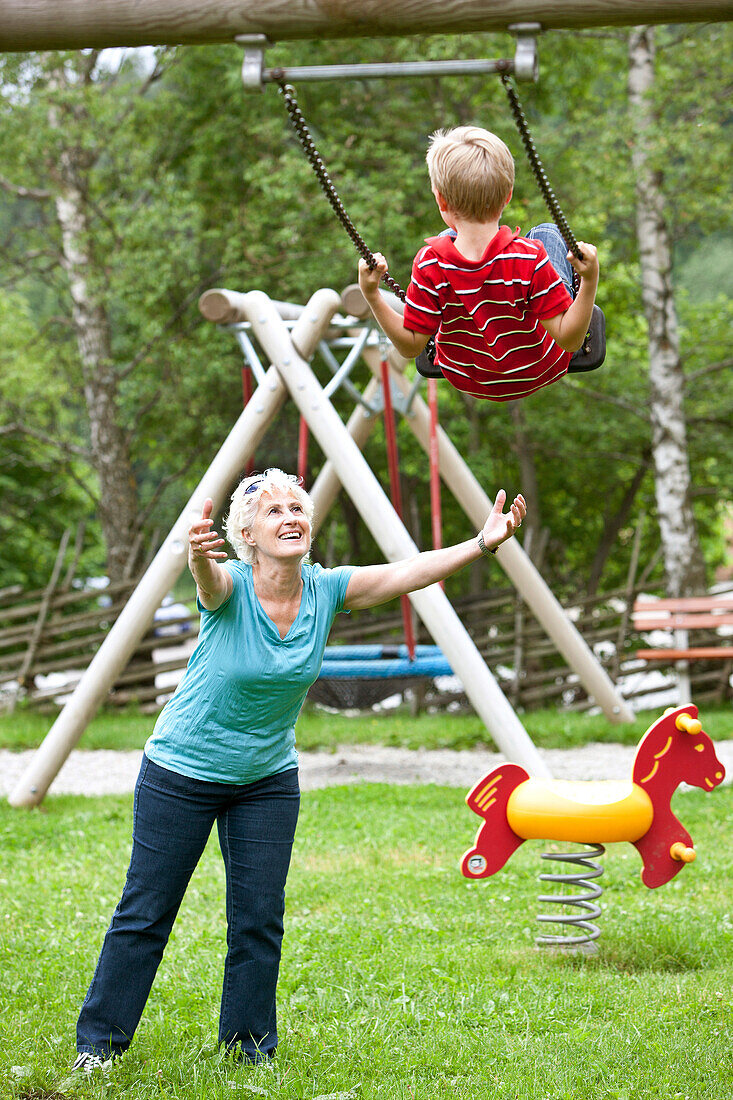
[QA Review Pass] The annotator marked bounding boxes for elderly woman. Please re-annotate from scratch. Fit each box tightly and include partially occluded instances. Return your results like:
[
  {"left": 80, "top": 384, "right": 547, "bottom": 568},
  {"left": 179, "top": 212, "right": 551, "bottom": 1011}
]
[{"left": 74, "top": 468, "right": 525, "bottom": 1072}]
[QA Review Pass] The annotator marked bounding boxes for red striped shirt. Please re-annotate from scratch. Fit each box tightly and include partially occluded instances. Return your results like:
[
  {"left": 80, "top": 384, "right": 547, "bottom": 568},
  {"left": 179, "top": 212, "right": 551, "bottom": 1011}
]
[{"left": 403, "top": 226, "right": 573, "bottom": 401}]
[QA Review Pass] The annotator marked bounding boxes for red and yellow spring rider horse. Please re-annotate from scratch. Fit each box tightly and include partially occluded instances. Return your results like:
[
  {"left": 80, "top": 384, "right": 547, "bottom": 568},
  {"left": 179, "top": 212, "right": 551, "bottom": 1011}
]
[{"left": 461, "top": 705, "right": 725, "bottom": 946}]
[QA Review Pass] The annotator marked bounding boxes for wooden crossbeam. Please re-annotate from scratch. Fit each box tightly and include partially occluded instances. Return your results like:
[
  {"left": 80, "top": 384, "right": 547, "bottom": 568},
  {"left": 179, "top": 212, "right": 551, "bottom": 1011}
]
[{"left": 0, "top": 0, "right": 731, "bottom": 52}]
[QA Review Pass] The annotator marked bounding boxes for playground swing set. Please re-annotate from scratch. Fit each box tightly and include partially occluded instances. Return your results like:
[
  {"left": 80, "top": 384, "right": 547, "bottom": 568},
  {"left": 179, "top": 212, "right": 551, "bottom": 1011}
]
[
  {"left": 246, "top": 25, "right": 603, "bottom": 679},
  {"left": 6, "top": 6, "right": 728, "bottom": 950}
]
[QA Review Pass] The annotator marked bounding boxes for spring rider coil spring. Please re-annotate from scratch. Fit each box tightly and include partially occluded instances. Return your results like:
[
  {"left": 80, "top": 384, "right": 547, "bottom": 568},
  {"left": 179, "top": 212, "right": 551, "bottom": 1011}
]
[{"left": 536, "top": 843, "right": 605, "bottom": 950}]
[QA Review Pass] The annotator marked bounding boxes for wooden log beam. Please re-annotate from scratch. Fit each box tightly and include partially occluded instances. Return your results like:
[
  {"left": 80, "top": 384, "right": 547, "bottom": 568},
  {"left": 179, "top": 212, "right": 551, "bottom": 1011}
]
[{"left": 0, "top": 0, "right": 730, "bottom": 53}]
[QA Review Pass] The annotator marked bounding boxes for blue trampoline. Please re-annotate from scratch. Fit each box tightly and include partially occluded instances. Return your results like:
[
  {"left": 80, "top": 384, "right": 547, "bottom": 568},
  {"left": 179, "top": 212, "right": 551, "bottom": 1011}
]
[{"left": 309, "top": 644, "right": 454, "bottom": 709}]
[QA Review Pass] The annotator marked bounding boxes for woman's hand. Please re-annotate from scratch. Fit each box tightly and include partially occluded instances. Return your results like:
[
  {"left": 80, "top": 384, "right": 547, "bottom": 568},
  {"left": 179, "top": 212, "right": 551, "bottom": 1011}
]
[
  {"left": 188, "top": 498, "right": 228, "bottom": 563},
  {"left": 343, "top": 489, "right": 528, "bottom": 611},
  {"left": 481, "top": 490, "right": 526, "bottom": 552},
  {"left": 188, "top": 499, "right": 232, "bottom": 610}
]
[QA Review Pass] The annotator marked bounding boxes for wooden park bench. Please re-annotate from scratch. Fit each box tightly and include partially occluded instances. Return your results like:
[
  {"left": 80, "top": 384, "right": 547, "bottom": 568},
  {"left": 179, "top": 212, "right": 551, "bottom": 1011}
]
[
  {"left": 633, "top": 595, "right": 733, "bottom": 661},
  {"left": 632, "top": 594, "right": 733, "bottom": 701}
]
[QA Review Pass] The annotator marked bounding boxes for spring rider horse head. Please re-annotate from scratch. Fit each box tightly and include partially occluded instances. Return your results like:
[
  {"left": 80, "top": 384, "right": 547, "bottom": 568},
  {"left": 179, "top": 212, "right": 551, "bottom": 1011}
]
[{"left": 460, "top": 705, "right": 725, "bottom": 948}]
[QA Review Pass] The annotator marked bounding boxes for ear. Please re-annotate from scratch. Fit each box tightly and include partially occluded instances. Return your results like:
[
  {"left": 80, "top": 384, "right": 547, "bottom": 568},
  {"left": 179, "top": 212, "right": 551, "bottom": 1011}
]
[
  {"left": 433, "top": 188, "right": 450, "bottom": 213},
  {"left": 242, "top": 527, "right": 256, "bottom": 547},
  {"left": 503, "top": 187, "right": 513, "bottom": 208}
]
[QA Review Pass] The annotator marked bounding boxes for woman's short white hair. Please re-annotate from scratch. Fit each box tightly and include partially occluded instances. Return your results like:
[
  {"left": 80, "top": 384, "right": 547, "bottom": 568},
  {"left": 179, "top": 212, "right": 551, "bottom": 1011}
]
[{"left": 225, "top": 468, "right": 314, "bottom": 564}]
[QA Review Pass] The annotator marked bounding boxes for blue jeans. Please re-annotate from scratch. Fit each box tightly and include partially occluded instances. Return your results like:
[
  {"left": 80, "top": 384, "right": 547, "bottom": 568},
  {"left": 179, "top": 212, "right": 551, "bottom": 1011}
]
[
  {"left": 525, "top": 222, "right": 575, "bottom": 298},
  {"left": 76, "top": 756, "right": 300, "bottom": 1063}
]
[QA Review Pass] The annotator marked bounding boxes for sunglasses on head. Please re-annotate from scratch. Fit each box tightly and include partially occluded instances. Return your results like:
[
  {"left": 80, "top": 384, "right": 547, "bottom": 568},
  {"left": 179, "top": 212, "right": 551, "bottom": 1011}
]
[{"left": 243, "top": 476, "right": 264, "bottom": 495}]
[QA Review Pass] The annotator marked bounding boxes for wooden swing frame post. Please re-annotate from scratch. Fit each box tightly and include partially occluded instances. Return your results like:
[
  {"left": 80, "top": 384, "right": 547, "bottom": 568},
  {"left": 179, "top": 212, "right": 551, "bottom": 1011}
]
[
  {"left": 241, "top": 289, "right": 550, "bottom": 776},
  {"left": 7, "top": 294, "right": 336, "bottom": 808}
]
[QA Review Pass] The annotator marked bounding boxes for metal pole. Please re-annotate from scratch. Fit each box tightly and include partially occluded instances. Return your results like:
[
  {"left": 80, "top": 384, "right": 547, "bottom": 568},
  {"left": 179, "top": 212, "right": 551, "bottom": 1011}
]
[{"left": 261, "top": 57, "right": 515, "bottom": 84}]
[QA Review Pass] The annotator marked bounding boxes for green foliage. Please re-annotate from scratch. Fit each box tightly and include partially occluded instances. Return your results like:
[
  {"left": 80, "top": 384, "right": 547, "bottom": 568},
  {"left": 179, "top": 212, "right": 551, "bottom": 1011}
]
[
  {"left": 0, "top": 26, "right": 731, "bottom": 594},
  {"left": 0, "top": 784, "right": 731, "bottom": 1097},
  {"left": 0, "top": 293, "right": 102, "bottom": 586}
]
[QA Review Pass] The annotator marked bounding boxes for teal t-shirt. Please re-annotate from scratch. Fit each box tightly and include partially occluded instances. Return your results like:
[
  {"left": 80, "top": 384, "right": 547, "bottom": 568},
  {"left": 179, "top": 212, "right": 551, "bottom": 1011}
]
[{"left": 145, "top": 560, "right": 354, "bottom": 784}]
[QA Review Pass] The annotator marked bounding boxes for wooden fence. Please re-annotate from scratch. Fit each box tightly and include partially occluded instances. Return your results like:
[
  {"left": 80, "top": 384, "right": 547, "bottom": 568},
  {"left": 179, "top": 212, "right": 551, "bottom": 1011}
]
[
  {"left": 324, "top": 581, "right": 733, "bottom": 712},
  {"left": 0, "top": 524, "right": 181, "bottom": 711},
  {"left": 2, "top": 548, "right": 731, "bottom": 714}
]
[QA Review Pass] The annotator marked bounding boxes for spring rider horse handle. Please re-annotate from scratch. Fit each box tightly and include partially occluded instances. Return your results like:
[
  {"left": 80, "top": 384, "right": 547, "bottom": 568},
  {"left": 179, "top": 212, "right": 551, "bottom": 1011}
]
[{"left": 461, "top": 706, "right": 725, "bottom": 945}]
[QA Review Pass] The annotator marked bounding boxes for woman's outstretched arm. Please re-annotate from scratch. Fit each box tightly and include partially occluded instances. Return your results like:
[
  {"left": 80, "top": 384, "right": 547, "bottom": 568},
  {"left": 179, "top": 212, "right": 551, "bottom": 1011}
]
[{"left": 343, "top": 489, "right": 525, "bottom": 611}]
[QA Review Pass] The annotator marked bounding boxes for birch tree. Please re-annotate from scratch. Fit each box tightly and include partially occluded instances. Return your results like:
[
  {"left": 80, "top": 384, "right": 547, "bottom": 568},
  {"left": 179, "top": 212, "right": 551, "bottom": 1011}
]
[
  {"left": 0, "top": 49, "right": 232, "bottom": 584},
  {"left": 46, "top": 55, "right": 140, "bottom": 583},
  {"left": 628, "top": 26, "right": 707, "bottom": 596}
]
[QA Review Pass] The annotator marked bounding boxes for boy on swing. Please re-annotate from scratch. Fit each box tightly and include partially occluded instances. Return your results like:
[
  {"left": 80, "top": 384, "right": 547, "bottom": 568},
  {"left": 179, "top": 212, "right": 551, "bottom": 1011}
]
[{"left": 358, "top": 126, "right": 599, "bottom": 401}]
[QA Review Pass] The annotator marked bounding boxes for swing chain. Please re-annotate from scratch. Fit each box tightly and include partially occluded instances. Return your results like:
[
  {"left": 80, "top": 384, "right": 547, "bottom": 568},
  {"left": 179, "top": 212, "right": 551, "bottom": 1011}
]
[
  {"left": 278, "top": 75, "right": 583, "bottom": 301},
  {"left": 277, "top": 81, "right": 408, "bottom": 302},
  {"left": 500, "top": 74, "right": 583, "bottom": 269}
]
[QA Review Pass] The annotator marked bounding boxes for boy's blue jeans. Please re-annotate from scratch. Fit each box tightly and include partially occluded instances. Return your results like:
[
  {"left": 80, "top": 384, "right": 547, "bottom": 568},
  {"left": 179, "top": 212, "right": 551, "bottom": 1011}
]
[
  {"left": 76, "top": 755, "right": 300, "bottom": 1063},
  {"left": 526, "top": 222, "right": 575, "bottom": 297}
]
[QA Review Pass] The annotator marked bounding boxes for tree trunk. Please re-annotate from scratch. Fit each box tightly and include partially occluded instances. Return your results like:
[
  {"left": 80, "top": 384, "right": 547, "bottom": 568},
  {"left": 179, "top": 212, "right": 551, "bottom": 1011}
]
[
  {"left": 628, "top": 27, "right": 707, "bottom": 597},
  {"left": 50, "top": 78, "right": 139, "bottom": 585}
]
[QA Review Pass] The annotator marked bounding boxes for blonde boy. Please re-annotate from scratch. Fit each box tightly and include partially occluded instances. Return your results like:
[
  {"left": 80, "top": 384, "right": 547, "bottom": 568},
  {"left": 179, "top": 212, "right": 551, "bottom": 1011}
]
[{"left": 358, "top": 126, "right": 599, "bottom": 401}]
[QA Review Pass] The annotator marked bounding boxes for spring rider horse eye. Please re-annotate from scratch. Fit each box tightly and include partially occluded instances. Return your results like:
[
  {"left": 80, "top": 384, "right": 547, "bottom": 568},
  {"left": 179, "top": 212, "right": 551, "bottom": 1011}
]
[{"left": 461, "top": 705, "right": 725, "bottom": 950}]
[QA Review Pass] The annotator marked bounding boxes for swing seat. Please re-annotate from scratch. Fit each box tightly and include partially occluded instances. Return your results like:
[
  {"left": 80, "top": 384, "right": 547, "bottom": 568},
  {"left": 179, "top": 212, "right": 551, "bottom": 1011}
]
[
  {"left": 415, "top": 337, "right": 442, "bottom": 379},
  {"left": 417, "top": 305, "right": 606, "bottom": 382},
  {"left": 308, "top": 645, "right": 453, "bottom": 710},
  {"left": 567, "top": 304, "right": 606, "bottom": 373}
]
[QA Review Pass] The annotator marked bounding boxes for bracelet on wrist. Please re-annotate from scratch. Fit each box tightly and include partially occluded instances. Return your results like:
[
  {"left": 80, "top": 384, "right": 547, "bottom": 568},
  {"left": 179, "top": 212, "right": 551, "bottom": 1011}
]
[{"left": 477, "top": 531, "right": 498, "bottom": 556}]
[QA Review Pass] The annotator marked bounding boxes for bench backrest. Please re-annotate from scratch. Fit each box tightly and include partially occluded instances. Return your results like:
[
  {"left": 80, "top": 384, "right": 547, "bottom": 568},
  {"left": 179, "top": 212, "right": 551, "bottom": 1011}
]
[{"left": 633, "top": 596, "right": 733, "bottom": 631}]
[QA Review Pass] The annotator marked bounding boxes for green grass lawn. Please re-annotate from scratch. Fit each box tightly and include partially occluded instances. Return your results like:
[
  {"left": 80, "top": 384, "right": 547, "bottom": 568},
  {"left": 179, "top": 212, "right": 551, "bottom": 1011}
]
[
  {"left": 2, "top": 702, "right": 732, "bottom": 754},
  {"left": 1, "top": 783, "right": 731, "bottom": 1099}
]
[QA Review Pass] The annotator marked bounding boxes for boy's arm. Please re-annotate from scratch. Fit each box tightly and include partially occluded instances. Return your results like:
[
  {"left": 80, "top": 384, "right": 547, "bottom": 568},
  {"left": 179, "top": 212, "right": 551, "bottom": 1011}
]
[
  {"left": 540, "top": 242, "right": 599, "bottom": 353},
  {"left": 358, "top": 254, "right": 432, "bottom": 360}
]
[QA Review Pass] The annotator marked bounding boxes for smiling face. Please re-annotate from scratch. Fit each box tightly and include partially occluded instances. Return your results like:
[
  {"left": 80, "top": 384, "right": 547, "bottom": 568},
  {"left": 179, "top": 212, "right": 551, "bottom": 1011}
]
[{"left": 243, "top": 489, "right": 312, "bottom": 564}]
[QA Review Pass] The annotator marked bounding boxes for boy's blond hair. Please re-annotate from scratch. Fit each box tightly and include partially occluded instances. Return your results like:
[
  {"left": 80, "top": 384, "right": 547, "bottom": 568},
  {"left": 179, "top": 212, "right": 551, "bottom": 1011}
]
[{"left": 426, "top": 126, "right": 515, "bottom": 221}]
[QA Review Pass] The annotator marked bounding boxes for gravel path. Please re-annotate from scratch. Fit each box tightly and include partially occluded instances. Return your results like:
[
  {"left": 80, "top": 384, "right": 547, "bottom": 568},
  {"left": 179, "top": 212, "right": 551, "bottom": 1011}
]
[{"left": 2, "top": 742, "right": 732, "bottom": 797}]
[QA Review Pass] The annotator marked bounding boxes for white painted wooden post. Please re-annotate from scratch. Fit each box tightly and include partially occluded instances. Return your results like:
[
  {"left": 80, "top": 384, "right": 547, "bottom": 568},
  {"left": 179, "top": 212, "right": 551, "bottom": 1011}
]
[
  {"left": 8, "top": 293, "right": 337, "bottom": 807},
  {"left": 309, "top": 378, "right": 380, "bottom": 533},
  {"left": 241, "top": 289, "right": 550, "bottom": 777}
]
